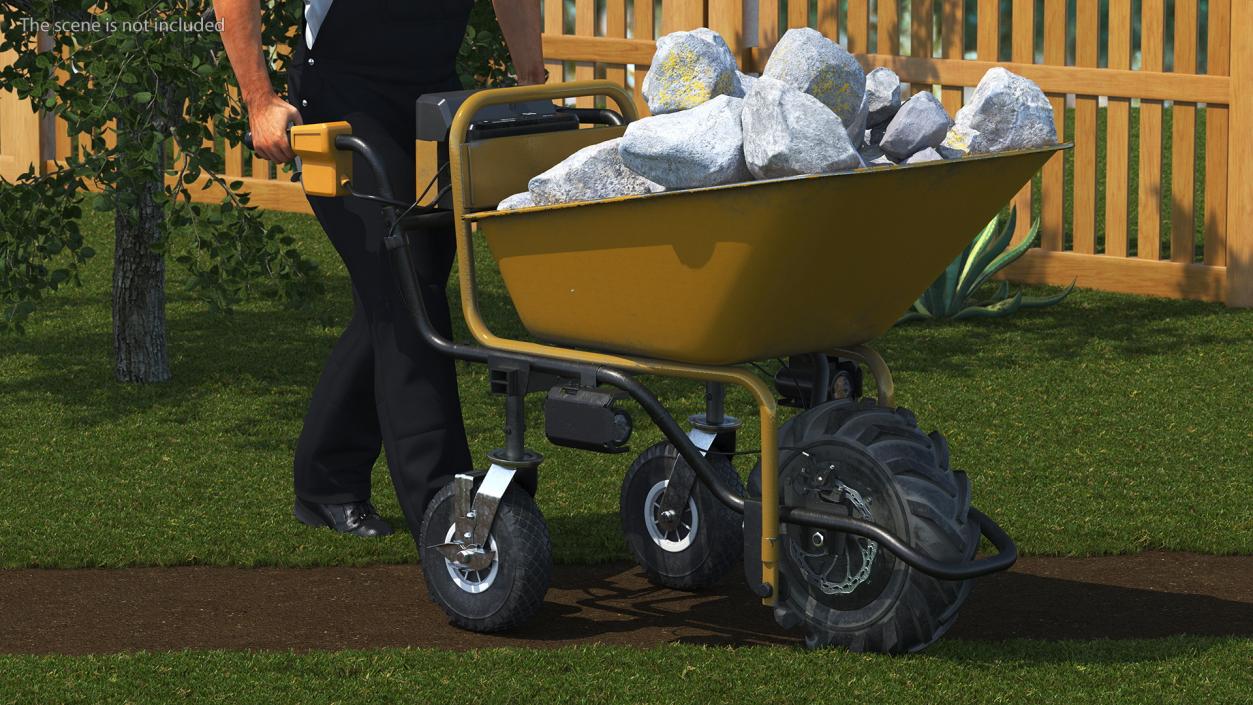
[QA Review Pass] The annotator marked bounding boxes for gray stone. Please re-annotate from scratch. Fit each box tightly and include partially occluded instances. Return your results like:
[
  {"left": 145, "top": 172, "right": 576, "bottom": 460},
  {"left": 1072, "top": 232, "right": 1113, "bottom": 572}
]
[
  {"left": 879, "top": 91, "right": 953, "bottom": 160},
  {"left": 941, "top": 124, "right": 977, "bottom": 153},
  {"left": 528, "top": 138, "right": 663, "bottom": 205},
  {"left": 735, "top": 71, "right": 759, "bottom": 96},
  {"left": 642, "top": 28, "right": 742, "bottom": 114},
  {"left": 762, "top": 27, "right": 865, "bottom": 130},
  {"left": 936, "top": 145, "right": 964, "bottom": 160},
  {"left": 944, "top": 67, "right": 1057, "bottom": 154},
  {"left": 619, "top": 95, "right": 751, "bottom": 189},
  {"left": 858, "top": 141, "right": 886, "bottom": 164},
  {"left": 741, "top": 77, "right": 861, "bottom": 179},
  {"left": 497, "top": 191, "right": 535, "bottom": 210},
  {"left": 869, "top": 154, "right": 896, "bottom": 166},
  {"left": 844, "top": 92, "right": 868, "bottom": 150},
  {"left": 865, "top": 67, "right": 902, "bottom": 126},
  {"left": 904, "top": 147, "right": 943, "bottom": 164}
]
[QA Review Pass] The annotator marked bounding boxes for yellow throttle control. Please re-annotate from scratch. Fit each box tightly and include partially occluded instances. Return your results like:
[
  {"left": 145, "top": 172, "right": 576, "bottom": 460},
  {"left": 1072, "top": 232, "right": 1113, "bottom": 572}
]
[{"left": 290, "top": 121, "right": 353, "bottom": 197}]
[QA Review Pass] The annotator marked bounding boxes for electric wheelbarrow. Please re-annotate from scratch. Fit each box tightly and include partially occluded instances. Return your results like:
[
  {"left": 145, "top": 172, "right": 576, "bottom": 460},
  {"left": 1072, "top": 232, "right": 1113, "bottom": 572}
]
[{"left": 287, "top": 80, "right": 1067, "bottom": 653}]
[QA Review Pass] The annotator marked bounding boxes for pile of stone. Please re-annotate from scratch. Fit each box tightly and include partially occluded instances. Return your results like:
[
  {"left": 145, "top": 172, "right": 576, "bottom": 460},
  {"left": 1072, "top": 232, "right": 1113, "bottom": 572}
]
[{"left": 499, "top": 29, "right": 1057, "bottom": 210}]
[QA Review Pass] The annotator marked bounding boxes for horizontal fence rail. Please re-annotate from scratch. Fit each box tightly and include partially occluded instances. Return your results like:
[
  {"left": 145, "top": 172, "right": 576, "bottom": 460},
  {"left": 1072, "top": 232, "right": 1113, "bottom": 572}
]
[{"left": 1, "top": 1, "right": 1250, "bottom": 306}]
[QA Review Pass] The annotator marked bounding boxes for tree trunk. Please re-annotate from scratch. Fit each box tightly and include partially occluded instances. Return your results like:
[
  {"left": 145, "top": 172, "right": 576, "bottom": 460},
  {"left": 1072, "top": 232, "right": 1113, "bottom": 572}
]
[{"left": 112, "top": 137, "right": 170, "bottom": 383}]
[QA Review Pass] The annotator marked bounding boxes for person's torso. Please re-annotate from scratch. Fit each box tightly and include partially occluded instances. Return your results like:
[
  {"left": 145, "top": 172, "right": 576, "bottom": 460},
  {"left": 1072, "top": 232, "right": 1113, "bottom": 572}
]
[{"left": 296, "top": 0, "right": 474, "bottom": 86}]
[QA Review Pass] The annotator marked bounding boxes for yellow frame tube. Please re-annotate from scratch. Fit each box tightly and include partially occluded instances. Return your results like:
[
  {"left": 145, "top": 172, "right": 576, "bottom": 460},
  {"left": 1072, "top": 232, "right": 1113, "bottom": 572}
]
[{"left": 446, "top": 82, "right": 786, "bottom": 602}]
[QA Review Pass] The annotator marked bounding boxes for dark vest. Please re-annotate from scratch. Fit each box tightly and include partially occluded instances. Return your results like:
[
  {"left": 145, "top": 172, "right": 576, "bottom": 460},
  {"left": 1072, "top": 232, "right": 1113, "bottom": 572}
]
[{"left": 288, "top": 0, "right": 473, "bottom": 123}]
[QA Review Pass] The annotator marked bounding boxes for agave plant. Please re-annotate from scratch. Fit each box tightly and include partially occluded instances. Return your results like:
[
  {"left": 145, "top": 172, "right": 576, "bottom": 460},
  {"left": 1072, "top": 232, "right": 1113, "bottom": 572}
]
[{"left": 898, "top": 207, "right": 1074, "bottom": 323}]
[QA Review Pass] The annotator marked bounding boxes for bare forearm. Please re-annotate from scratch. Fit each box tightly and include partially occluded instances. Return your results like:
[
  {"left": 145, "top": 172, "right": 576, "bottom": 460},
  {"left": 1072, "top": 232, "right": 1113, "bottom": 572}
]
[
  {"left": 213, "top": 0, "right": 299, "bottom": 161},
  {"left": 491, "top": 0, "right": 545, "bottom": 84},
  {"left": 213, "top": 0, "right": 274, "bottom": 106}
]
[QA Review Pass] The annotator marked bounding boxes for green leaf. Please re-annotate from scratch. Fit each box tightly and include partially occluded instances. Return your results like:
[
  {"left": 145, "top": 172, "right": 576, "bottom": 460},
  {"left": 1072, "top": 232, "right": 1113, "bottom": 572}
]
[
  {"left": 956, "top": 209, "right": 1021, "bottom": 305},
  {"left": 979, "top": 218, "right": 1041, "bottom": 282},
  {"left": 935, "top": 251, "right": 966, "bottom": 316},
  {"left": 958, "top": 212, "right": 1006, "bottom": 285},
  {"left": 132, "top": 91, "right": 153, "bottom": 104},
  {"left": 953, "top": 290, "right": 1024, "bottom": 320},
  {"left": 895, "top": 310, "right": 928, "bottom": 324},
  {"left": 987, "top": 280, "right": 1010, "bottom": 302},
  {"left": 1019, "top": 280, "right": 1077, "bottom": 309}
]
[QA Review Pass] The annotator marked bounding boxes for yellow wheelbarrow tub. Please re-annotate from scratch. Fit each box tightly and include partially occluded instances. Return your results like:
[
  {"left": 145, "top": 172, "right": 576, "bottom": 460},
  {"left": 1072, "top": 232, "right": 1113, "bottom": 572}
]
[{"left": 468, "top": 145, "right": 1067, "bottom": 366}]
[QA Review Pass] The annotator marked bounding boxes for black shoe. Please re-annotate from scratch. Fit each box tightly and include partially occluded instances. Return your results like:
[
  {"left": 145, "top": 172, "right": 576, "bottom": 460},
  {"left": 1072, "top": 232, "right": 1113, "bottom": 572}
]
[{"left": 293, "top": 498, "right": 394, "bottom": 537}]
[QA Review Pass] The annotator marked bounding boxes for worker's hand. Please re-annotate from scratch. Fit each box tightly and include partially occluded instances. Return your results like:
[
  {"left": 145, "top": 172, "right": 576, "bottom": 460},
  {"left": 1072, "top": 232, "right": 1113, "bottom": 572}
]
[{"left": 247, "top": 93, "right": 302, "bottom": 163}]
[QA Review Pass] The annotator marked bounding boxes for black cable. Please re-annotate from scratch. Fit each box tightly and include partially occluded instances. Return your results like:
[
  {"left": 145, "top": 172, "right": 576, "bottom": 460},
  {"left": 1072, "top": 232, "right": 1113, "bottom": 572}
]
[
  {"left": 416, "top": 161, "right": 450, "bottom": 205},
  {"left": 749, "top": 361, "right": 775, "bottom": 380},
  {"left": 386, "top": 184, "right": 454, "bottom": 240},
  {"left": 345, "top": 184, "right": 413, "bottom": 209}
]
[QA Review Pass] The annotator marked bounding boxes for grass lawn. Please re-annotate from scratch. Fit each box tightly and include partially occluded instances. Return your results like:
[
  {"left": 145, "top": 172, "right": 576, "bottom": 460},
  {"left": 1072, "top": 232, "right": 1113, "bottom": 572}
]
[
  {"left": 1, "top": 639, "right": 1249, "bottom": 705},
  {"left": 0, "top": 207, "right": 1248, "bottom": 568},
  {"left": 1, "top": 109, "right": 1249, "bottom": 704}
]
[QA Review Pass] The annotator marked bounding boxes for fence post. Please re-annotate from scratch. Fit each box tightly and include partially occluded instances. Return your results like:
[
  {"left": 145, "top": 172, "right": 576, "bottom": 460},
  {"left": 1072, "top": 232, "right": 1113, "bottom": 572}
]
[
  {"left": 707, "top": 0, "right": 744, "bottom": 58},
  {"left": 661, "top": 0, "right": 706, "bottom": 33},
  {"left": 1229, "top": 7, "right": 1252, "bottom": 307}
]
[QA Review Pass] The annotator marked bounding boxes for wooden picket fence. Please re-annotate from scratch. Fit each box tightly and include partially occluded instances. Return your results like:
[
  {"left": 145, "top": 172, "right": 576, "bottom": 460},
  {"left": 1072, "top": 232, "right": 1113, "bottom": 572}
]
[{"left": 2, "top": 1, "right": 1250, "bottom": 306}]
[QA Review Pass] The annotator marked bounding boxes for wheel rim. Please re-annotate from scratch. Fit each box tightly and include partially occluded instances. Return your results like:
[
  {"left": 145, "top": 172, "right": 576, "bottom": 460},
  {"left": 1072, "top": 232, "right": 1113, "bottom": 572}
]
[
  {"left": 643, "top": 479, "right": 699, "bottom": 552},
  {"left": 443, "top": 525, "right": 500, "bottom": 593}
]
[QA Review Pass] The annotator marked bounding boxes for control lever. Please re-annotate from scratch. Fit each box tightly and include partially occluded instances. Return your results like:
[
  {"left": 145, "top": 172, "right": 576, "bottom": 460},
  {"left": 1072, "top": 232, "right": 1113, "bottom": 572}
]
[{"left": 242, "top": 128, "right": 302, "bottom": 183}]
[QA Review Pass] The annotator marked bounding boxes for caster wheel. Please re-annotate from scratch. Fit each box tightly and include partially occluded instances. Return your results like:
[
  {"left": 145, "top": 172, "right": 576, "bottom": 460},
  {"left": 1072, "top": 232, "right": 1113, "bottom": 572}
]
[
  {"left": 620, "top": 441, "right": 745, "bottom": 590},
  {"left": 748, "top": 399, "right": 979, "bottom": 653},
  {"left": 419, "top": 479, "right": 551, "bottom": 632}
]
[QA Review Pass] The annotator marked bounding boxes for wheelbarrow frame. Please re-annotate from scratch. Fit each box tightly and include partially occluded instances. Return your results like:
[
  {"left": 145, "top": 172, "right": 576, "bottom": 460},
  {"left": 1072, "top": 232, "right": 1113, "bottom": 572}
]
[{"left": 324, "top": 80, "right": 1019, "bottom": 606}]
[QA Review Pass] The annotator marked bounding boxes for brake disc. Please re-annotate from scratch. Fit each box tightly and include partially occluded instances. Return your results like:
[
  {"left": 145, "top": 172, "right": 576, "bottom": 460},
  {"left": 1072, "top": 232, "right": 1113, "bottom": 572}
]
[{"left": 787, "top": 479, "right": 879, "bottom": 595}]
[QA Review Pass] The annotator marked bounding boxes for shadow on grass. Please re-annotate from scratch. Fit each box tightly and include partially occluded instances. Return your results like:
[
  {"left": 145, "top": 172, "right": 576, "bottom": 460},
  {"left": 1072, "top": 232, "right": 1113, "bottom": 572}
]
[
  {"left": 881, "top": 288, "right": 1244, "bottom": 378},
  {"left": 519, "top": 565, "right": 1252, "bottom": 664},
  {"left": 0, "top": 293, "right": 346, "bottom": 430},
  {"left": 948, "top": 571, "right": 1253, "bottom": 644}
]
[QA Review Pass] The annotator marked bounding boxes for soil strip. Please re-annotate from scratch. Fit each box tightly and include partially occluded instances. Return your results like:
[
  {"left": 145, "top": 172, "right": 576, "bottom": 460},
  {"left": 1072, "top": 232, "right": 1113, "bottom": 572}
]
[{"left": 1, "top": 552, "right": 1248, "bottom": 655}]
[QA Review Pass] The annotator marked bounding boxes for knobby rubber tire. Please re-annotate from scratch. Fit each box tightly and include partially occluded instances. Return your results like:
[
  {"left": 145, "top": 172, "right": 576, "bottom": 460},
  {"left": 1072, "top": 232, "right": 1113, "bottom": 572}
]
[
  {"left": 419, "top": 480, "right": 552, "bottom": 633},
  {"left": 749, "top": 398, "right": 979, "bottom": 653},
  {"left": 621, "top": 441, "right": 745, "bottom": 591}
]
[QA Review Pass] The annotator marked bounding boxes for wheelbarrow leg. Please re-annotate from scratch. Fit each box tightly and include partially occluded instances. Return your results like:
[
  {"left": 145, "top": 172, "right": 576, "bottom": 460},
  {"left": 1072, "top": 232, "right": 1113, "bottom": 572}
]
[{"left": 756, "top": 401, "right": 780, "bottom": 605}]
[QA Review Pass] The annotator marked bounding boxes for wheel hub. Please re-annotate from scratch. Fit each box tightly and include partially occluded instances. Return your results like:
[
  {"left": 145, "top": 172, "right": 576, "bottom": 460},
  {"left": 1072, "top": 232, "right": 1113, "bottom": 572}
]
[
  {"left": 644, "top": 479, "right": 699, "bottom": 552},
  {"left": 442, "top": 524, "right": 500, "bottom": 593},
  {"left": 786, "top": 461, "right": 880, "bottom": 596}
]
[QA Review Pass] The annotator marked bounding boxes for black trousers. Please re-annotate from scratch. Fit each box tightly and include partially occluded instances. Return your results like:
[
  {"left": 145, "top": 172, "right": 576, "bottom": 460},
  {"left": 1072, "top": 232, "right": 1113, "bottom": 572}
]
[{"left": 288, "top": 57, "right": 473, "bottom": 541}]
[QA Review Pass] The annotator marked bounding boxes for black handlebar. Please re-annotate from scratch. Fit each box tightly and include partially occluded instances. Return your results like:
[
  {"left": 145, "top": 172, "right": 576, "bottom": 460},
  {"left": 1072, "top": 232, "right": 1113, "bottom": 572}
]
[{"left": 556, "top": 107, "right": 626, "bottom": 127}]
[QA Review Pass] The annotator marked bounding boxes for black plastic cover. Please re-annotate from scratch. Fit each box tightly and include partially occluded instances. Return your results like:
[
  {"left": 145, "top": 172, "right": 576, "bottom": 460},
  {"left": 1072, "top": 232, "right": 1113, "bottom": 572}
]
[
  {"left": 416, "top": 89, "right": 579, "bottom": 143},
  {"left": 543, "top": 385, "right": 632, "bottom": 454}
]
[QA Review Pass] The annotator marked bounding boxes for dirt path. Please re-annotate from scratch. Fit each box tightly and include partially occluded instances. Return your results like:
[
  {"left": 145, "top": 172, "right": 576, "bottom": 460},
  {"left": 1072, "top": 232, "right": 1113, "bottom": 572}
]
[{"left": 1, "top": 553, "right": 1248, "bottom": 655}]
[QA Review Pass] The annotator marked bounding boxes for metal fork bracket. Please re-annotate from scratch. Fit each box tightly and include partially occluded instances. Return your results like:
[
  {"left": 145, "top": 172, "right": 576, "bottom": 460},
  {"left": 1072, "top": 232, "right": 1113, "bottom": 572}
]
[
  {"left": 657, "top": 383, "right": 741, "bottom": 530},
  {"left": 436, "top": 465, "right": 516, "bottom": 571}
]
